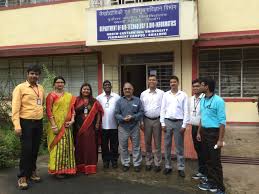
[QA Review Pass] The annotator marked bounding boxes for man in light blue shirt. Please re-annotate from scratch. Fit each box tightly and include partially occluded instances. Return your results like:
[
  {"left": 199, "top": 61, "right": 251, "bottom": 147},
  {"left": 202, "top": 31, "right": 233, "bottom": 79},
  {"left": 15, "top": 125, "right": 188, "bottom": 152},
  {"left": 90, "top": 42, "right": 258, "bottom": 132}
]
[{"left": 197, "top": 77, "right": 226, "bottom": 194}]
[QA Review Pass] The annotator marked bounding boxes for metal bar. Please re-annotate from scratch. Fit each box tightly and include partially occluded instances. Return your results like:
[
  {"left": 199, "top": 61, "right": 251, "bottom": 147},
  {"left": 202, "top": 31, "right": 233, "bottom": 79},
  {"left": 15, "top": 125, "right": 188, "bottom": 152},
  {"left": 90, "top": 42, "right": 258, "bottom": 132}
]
[{"left": 241, "top": 48, "right": 244, "bottom": 97}]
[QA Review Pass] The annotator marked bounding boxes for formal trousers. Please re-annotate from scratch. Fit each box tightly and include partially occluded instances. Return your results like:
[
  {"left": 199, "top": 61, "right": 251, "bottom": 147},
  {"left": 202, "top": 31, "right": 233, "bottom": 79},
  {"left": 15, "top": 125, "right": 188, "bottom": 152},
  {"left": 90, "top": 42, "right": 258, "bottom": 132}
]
[
  {"left": 118, "top": 124, "right": 142, "bottom": 167},
  {"left": 18, "top": 118, "right": 43, "bottom": 178},
  {"left": 201, "top": 127, "right": 225, "bottom": 191},
  {"left": 143, "top": 117, "right": 162, "bottom": 167}
]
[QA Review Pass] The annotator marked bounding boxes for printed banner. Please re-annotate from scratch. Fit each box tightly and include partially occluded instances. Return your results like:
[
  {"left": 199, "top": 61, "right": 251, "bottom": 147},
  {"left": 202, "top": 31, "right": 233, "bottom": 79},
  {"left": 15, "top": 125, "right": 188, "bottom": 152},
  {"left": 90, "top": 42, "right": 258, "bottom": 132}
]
[{"left": 97, "top": 3, "right": 179, "bottom": 41}]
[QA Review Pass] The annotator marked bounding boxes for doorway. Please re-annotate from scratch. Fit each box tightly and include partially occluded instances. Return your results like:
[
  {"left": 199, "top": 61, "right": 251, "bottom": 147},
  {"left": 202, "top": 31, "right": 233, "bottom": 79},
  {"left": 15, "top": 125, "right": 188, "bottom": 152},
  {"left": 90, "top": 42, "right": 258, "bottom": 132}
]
[
  {"left": 121, "top": 65, "right": 146, "bottom": 97},
  {"left": 120, "top": 53, "right": 174, "bottom": 97}
]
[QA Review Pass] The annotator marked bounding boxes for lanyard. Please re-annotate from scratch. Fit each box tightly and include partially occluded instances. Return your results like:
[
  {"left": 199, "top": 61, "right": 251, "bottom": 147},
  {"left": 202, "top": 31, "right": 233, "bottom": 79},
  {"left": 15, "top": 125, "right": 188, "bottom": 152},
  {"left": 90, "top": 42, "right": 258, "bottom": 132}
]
[
  {"left": 193, "top": 97, "right": 201, "bottom": 112},
  {"left": 193, "top": 94, "right": 204, "bottom": 112},
  {"left": 30, "top": 85, "right": 40, "bottom": 98},
  {"left": 106, "top": 95, "right": 112, "bottom": 103},
  {"left": 203, "top": 95, "right": 215, "bottom": 109}
]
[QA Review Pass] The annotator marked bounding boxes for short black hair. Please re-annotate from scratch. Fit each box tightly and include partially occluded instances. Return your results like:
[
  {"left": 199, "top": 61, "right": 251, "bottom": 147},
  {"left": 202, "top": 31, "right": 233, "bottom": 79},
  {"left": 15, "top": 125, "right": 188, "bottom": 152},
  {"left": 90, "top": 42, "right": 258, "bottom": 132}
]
[
  {"left": 148, "top": 74, "right": 157, "bottom": 79},
  {"left": 27, "top": 64, "right": 41, "bottom": 74},
  {"left": 170, "top": 75, "right": 179, "bottom": 83},
  {"left": 53, "top": 76, "right": 66, "bottom": 86},
  {"left": 103, "top": 80, "right": 111, "bottom": 86},
  {"left": 192, "top": 78, "right": 201, "bottom": 85},
  {"left": 200, "top": 77, "right": 216, "bottom": 93}
]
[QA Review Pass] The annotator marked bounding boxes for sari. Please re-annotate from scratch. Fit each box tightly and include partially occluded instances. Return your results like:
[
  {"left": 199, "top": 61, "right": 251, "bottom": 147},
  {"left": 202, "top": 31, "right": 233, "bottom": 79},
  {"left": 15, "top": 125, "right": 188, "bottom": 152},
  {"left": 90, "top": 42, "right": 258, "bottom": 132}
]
[
  {"left": 46, "top": 92, "right": 76, "bottom": 175},
  {"left": 73, "top": 96, "right": 103, "bottom": 175}
]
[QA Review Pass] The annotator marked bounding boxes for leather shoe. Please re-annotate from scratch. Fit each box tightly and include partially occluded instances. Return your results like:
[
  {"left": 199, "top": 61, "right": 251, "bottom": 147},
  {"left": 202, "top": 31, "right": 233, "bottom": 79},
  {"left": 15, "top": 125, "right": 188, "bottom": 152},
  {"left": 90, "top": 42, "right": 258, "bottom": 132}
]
[
  {"left": 153, "top": 166, "right": 161, "bottom": 173},
  {"left": 134, "top": 165, "right": 141, "bottom": 172},
  {"left": 163, "top": 168, "right": 172, "bottom": 175},
  {"left": 122, "top": 165, "right": 130, "bottom": 172},
  {"left": 145, "top": 165, "right": 152, "bottom": 171},
  {"left": 178, "top": 170, "right": 185, "bottom": 178}
]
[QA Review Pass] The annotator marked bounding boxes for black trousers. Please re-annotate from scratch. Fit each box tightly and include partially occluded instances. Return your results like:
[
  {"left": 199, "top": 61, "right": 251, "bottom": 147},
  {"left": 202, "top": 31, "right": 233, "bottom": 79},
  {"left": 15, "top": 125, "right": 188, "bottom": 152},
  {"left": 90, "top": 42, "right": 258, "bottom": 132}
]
[
  {"left": 18, "top": 119, "right": 43, "bottom": 178},
  {"left": 101, "top": 129, "right": 119, "bottom": 164},
  {"left": 192, "top": 125, "right": 207, "bottom": 175},
  {"left": 201, "top": 128, "right": 225, "bottom": 191}
]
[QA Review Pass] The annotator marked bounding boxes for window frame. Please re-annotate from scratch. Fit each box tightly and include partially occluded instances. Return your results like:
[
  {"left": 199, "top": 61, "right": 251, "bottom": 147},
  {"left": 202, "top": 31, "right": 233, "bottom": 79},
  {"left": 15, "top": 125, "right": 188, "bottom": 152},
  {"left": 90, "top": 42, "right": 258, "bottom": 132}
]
[{"left": 198, "top": 46, "right": 259, "bottom": 99}]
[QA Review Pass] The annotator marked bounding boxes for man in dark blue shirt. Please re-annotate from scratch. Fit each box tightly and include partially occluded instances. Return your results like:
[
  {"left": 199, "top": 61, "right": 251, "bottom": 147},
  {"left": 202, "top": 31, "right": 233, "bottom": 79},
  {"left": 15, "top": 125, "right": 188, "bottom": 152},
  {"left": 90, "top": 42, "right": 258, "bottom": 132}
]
[
  {"left": 115, "top": 82, "right": 144, "bottom": 172},
  {"left": 197, "top": 77, "right": 226, "bottom": 194}
]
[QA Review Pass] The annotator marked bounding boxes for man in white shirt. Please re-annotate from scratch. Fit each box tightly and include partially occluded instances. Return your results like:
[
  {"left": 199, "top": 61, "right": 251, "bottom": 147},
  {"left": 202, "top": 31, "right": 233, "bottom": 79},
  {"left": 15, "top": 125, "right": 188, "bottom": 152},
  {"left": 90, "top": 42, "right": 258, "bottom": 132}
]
[
  {"left": 96, "top": 80, "right": 120, "bottom": 169},
  {"left": 189, "top": 79, "right": 206, "bottom": 180},
  {"left": 140, "top": 75, "right": 164, "bottom": 172},
  {"left": 160, "top": 75, "right": 189, "bottom": 177}
]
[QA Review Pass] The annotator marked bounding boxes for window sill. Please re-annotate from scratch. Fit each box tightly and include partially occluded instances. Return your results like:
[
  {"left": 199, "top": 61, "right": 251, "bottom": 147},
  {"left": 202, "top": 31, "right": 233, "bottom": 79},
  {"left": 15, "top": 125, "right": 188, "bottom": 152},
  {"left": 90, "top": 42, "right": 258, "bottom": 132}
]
[{"left": 224, "top": 98, "right": 258, "bottom": 102}]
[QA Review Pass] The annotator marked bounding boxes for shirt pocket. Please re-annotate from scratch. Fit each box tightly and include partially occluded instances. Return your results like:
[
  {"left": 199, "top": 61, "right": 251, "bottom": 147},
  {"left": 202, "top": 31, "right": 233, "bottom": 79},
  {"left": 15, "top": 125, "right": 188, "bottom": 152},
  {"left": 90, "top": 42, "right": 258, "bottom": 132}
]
[{"left": 131, "top": 103, "right": 139, "bottom": 113}]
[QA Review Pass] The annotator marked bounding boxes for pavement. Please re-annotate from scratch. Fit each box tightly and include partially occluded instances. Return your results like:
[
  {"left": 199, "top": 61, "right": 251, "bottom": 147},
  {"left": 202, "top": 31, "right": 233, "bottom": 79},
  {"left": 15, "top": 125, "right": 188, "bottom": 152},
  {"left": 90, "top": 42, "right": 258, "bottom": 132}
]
[
  {"left": 0, "top": 126, "right": 258, "bottom": 194},
  {"left": 0, "top": 155, "right": 208, "bottom": 194},
  {"left": 1, "top": 155, "right": 258, "bottom": 194}
]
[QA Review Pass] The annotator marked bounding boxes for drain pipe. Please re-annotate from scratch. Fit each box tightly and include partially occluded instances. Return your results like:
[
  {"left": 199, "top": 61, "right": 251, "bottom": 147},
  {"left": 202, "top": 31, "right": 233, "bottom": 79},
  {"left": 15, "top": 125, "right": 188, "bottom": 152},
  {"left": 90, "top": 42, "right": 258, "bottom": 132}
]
[{"left": 180, "top": 40, "right": 183, "bottom": 91}]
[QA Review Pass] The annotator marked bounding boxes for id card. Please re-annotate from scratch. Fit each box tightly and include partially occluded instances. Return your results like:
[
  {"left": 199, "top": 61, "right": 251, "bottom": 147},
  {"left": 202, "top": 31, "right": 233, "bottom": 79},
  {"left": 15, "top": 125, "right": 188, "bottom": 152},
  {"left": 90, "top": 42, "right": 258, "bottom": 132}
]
[
  {"left": 37, "top": 98, "right": 42, "bottom": 105},
  {"left": 105, "top": 102, "right": 109, "bottom": 108},
  {"left": 192, "top": 110, "right": 196, "bottom": 116},
  {"left": 84, "top": 107, "right": 88, "bottom": 114}
]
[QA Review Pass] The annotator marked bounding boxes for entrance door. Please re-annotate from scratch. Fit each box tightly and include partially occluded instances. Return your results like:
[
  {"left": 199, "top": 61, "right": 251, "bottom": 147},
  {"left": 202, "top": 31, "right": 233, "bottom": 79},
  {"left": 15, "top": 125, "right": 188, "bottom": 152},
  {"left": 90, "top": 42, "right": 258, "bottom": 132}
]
[
  {"left": 120, "top": 52, "right": 174, "bottom": 96},
  {"left": 121, "top": 65, "right": 146, "bottom": 97}
]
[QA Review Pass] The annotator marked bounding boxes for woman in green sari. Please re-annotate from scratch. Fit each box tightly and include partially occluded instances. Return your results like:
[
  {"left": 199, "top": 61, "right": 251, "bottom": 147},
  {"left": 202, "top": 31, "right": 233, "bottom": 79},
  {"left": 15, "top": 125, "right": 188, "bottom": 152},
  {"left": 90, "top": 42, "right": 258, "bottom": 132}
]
[{"left": 46, "top": 76, "right": 76, "bottom": 177}]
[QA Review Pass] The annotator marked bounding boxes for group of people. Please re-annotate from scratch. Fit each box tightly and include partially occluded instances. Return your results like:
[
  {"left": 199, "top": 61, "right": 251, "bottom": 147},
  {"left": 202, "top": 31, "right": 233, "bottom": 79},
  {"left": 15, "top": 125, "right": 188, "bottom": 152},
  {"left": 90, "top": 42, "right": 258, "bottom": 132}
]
[
  {"left": 12, "top": 65, "right": 104, "bottom": 190},
  {"left": 12, "top": 64, "right": 226, "bottom": 194}
]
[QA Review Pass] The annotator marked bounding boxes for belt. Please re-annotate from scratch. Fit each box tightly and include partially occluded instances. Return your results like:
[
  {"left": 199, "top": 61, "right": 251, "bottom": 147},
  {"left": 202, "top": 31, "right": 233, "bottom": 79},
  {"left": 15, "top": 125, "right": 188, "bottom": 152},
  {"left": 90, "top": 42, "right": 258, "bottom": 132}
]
[
  {"left": 20, "top": 118, "right": 42, "bottom": 122},
  {"left": 165, "top": 118, "right": 183, "bottom": 122},
  {"left": 202, "top": 127, "right": 219, "bottom": 130},
  {"left": 145, "top": 116, "right": 160, "bottom": 120}
]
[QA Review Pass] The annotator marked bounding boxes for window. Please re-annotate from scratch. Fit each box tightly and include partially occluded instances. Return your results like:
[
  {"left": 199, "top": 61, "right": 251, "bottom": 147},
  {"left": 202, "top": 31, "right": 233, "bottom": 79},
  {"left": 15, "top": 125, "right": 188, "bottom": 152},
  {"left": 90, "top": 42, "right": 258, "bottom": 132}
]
[
  {"left": 147, "top": 64, "right": 173, "bottom": 92},
  {"left": 0, "top": 54, "right": 99, "bottom": 97},
  {"left": 199, "top": 47, "right": 259, "bottom": 98},
  {"left": 90, "top": 0, "right": 185, "bottom": 7},
  {"left": 1, "top": 0, "right": 60, "bottom": 7}
]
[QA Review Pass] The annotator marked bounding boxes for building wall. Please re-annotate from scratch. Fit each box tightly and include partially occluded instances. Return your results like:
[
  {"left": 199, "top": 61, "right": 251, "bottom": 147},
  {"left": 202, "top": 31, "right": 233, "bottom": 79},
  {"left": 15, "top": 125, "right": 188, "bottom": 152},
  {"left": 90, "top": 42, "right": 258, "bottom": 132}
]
[
  {"left": 198, "top": 0, "right": 259, "bottom": 33},
  {"left": 198, "top": 0, "right": 259, "bottom": 123},
  {"left": 226, "top": 102, "right": 259, "bottom": 123},
  {"left": 0, "top": 0, "right": 258, "bottom": 123},
  {"left": 0, "top": 1, "right": 89, "bottom": 47}
]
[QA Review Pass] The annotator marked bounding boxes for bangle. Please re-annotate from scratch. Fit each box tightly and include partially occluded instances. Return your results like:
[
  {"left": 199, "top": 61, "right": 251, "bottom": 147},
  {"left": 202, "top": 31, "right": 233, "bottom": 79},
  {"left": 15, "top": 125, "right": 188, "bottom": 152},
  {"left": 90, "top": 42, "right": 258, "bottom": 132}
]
[{"left": 51, "top": 125, "right": 57, "bottom": 129}]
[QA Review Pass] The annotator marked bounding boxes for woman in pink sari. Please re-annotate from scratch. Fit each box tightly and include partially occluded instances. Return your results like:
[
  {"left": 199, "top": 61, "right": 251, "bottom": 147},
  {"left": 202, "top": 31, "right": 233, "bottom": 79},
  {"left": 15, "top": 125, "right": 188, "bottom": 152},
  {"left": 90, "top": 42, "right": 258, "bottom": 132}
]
[{"left": 73, "top": 83, "right": 103, "bottom": 175}]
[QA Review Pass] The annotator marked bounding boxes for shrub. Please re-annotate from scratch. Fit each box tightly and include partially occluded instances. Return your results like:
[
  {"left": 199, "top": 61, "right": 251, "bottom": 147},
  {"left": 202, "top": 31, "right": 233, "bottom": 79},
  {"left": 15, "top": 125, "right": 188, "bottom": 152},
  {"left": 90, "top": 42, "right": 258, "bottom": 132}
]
[
  {"left": 41, "top": 65, "right": 56, "bottom": 154},
  {"left": 0, "top": 65, "right": 56, "bottom": 168},
  {"left": 0, "top": 130, "right": 20, "bottom": 168}
]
